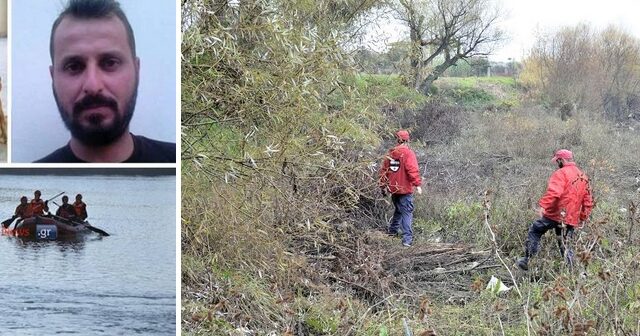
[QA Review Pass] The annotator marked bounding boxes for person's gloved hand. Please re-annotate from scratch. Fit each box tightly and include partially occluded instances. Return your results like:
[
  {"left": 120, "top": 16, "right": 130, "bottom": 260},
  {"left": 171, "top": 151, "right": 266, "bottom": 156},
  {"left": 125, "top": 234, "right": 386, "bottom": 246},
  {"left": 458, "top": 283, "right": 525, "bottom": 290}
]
[{"left": 415, "top": 186, "right": 423, "bottom": 195}]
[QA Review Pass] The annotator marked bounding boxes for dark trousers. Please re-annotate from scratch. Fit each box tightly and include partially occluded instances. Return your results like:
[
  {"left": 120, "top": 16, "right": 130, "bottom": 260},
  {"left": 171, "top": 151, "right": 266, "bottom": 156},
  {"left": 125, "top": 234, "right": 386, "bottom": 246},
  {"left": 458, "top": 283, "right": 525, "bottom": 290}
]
[
  {"left": 525, "top": 216, "right": 575, "bottom": 264},
  {"left": 388, "top": 193, "right": 414, "bottom": 245}
]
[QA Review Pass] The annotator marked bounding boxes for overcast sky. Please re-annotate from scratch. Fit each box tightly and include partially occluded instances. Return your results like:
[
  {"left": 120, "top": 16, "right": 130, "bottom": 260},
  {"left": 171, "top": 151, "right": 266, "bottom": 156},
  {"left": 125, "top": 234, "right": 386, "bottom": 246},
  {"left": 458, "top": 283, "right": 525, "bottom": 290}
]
[
  {"left": 494, "top": 0, "right": 640, "bottom": 62},
  {"left": 367, "top": 0, "right": 640, "bottom": 63}
]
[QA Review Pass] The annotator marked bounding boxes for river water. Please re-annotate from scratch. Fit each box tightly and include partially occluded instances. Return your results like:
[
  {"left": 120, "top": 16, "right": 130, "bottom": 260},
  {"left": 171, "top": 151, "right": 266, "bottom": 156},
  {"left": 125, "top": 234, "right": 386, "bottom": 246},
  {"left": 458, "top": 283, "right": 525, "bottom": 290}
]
[{"left": 0, "top": 171, "right": 176, "bottom": 335}]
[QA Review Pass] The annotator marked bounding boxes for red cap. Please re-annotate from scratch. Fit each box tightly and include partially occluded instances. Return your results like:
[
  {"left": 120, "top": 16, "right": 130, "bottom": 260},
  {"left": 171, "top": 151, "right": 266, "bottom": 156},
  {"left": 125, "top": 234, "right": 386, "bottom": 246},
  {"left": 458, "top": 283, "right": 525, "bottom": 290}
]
[
  {"left": 551, "top": 149, "right": 573, "bottom": 162},
  {"left": 396, "top": 130, "right": 410, "bottom": 141}
]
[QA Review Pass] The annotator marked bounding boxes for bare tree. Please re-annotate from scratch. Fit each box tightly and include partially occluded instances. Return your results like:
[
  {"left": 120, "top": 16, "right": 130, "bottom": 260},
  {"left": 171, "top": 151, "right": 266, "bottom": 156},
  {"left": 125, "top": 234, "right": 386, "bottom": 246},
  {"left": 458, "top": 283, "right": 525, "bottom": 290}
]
[
  {"left": 596, "top": 26, "right": 640, "bottom": 120},
  {"left": 523, "top": 24, "right": 640, "bottom": 120},
  {"left": 529, "top": 24, "right": 594, "bottom": 109},
  {"left": 391, "top": 0, "right": 504, "bottom": 93}
]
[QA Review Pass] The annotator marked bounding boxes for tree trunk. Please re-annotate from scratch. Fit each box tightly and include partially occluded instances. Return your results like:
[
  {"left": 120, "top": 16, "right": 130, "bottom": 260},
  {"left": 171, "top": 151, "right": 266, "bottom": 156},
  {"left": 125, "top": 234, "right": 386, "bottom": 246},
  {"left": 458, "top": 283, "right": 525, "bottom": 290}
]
[
  {"left": 418, "top": 56, "right": 460, "bottom": 94},
  {"left": 410, "top": 43, "right": 422, "bottom": 90},
  {"left": 409, "top": 30, "right": 423, "bottom": 90}
]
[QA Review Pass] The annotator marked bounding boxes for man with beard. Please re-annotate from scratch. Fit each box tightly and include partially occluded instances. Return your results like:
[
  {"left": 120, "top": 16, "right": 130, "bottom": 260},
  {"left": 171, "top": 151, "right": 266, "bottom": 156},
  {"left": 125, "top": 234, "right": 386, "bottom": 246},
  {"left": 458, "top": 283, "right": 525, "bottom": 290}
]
[
  {"left": 516, "top": 149, "right": 594, "bottom": 271},
  {"left": 35, "top": 0, "right": 175, "bottom": 163}
]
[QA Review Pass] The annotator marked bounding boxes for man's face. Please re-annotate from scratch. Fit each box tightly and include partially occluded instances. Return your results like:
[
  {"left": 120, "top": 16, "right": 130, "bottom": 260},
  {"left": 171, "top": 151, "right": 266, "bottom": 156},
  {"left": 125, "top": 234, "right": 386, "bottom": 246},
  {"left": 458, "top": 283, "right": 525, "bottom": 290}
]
[{"left": 50, "top": 15, "right": 140, "bottom": 146}]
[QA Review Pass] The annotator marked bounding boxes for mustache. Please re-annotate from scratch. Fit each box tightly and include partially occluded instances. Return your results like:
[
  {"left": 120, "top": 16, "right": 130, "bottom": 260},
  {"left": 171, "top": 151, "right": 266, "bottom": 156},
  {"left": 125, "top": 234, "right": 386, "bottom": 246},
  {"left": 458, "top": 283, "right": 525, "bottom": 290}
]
[{"left": 73, "top": 94, "right": 118, "bottom": 116}]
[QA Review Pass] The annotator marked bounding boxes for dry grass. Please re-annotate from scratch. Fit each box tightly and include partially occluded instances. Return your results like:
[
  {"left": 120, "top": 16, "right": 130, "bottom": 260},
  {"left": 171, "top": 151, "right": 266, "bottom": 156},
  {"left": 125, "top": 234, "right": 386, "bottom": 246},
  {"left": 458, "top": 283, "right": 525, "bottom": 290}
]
[{"left": 182, "top": 73, "right": 640, "bottom": 334}]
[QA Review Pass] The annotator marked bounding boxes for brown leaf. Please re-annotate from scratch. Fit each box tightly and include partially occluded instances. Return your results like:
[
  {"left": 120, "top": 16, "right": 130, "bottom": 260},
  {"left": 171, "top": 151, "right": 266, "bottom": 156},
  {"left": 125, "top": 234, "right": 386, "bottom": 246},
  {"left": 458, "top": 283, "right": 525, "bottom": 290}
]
[{"left": 417, "top": 329, "right": 437, "bottom": 336}]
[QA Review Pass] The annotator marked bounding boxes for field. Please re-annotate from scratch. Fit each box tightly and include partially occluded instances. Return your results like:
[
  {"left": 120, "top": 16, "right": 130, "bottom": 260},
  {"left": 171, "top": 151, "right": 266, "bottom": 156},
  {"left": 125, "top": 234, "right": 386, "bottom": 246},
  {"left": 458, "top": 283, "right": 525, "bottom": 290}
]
[{"left": 182, "top": 74, "right": 640, "bottom": 335}]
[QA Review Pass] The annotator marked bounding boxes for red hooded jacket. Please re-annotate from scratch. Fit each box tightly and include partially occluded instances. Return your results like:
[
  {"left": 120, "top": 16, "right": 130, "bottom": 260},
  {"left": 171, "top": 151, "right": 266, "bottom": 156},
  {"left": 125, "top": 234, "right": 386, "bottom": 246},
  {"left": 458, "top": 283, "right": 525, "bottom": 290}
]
[
  {"left": 379, "top": 144, "right": 422, "bottom": 194},
  {"left": 538, "top": 162, "right": 593, "bottom": 226}
]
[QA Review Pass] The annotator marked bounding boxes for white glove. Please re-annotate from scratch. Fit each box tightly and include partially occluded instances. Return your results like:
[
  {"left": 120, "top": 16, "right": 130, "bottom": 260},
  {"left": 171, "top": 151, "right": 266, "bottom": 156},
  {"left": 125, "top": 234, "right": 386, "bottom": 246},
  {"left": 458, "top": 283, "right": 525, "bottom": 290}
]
[{"left": 415, "top": 186, "right": 423, "bottom": 195}]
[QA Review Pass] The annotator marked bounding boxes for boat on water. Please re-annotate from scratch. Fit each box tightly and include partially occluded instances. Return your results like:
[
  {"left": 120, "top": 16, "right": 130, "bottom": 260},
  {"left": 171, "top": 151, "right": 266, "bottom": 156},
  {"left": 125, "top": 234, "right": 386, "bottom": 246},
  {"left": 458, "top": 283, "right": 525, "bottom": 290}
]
[{"left": 1, "top": 215, "right": 95, "bottom": 240}]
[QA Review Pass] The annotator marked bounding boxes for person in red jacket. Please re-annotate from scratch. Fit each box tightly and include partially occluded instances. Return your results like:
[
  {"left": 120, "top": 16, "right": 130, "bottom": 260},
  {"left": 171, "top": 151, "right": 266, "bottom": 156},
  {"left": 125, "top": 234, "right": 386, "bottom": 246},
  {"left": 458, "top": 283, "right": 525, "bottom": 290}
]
[
  {"left": 517, "top": 149, "right": 593, "bottom": 270},
  {"left": 379, "top": 130, "right": 423, "bottom": 247}
]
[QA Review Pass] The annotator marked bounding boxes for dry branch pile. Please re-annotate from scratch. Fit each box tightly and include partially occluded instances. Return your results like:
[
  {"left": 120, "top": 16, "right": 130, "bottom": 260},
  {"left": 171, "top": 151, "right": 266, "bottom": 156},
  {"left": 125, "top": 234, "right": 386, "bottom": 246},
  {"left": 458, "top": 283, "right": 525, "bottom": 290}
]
[{"left": 303, "top": 229, "right": 499, "bottom": 308}]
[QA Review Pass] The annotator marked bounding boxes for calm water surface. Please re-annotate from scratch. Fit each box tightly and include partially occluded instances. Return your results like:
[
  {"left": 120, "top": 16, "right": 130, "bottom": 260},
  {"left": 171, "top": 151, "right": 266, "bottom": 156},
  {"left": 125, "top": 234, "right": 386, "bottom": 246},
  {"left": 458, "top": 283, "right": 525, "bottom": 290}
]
[{"left": 0, "top": 174, "right": 176, "bottom": 335}]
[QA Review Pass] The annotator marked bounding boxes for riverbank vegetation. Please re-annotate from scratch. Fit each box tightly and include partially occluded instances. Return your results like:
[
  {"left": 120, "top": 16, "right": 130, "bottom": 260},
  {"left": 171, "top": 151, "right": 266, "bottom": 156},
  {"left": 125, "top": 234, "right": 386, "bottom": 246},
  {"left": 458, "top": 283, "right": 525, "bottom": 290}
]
[{"left": 182, "top": 1, "right": 640, "bottom": 334}]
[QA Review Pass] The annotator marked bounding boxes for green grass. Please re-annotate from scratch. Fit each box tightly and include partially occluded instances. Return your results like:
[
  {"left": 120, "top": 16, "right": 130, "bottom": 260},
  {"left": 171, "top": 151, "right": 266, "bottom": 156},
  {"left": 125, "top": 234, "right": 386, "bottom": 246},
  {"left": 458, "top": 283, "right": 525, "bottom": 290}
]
[
  {"left": 439, "top": 76, "right": 517, "bottom": 88},
  {"left": 352, "top": 73, "right": 428, "bottom": 108},
  {"left": 350, "top": 74, "right": 519, "bottom": 110},
  {"left": 435, "top": 76, "right": 520, "bottom": 109},
  {"left": 183, "top": 68, "right": 640, "bottom": 335}
]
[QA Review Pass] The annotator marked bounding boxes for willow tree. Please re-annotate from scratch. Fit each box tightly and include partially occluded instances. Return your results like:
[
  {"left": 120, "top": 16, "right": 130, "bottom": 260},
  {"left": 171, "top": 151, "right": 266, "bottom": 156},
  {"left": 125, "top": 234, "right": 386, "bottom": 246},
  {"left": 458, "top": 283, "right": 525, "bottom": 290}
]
[
  {"left": 182, "top": 0, "right": 381, "bottom": 180},
  {"left": 182, "top": 1, "right": 389, "bottom": 332},
  {"left": 390, "top": 0, "right": 504, "bottom": 93}
]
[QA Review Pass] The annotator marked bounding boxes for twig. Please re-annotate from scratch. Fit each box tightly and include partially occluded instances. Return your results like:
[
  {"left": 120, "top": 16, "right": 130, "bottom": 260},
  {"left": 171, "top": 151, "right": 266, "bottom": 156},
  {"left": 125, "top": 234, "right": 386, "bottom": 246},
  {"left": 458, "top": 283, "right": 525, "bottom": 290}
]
[
  {"left": 627, "top": 201, "right": 637, "bottom": 243},
  {"left": 437, "top": 264, "right": 501, "bottom": 275},
  {"left": 306, "top": 254, "right": 336, "bottom": 260},
  {"left": 497, "top": 314, "right": 505, "bottom": 336},
  {"left": 525, "top": 287, "right": 532, "bottom": 336},
  {"left": 482, "top": 190, "right": 523, "bottom": 298},
  {"left": 346, "top": 294, "right": 394, "bottom": 336},
  {"left": 329, "top": 275, "right": 381, "bottom": 301},
  {"left": 441, "top": 250, "right": 491, "bottom": 267},
  {"left": 402, "top": 317, "right": 413, "bottom": 336}
]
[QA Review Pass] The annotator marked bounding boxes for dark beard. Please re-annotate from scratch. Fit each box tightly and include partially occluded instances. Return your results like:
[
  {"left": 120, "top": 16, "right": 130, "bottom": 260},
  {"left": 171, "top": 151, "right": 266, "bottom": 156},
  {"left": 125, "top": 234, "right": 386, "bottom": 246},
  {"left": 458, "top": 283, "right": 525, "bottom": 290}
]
[{"left": 54, "top": 84, "right": 138, "bottom": 147}]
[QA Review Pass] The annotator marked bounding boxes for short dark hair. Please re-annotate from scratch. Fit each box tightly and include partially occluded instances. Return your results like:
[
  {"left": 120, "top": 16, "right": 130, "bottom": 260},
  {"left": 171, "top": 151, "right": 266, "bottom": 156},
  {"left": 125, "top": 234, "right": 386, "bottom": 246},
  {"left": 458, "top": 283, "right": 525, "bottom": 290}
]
[{"left": 50, "top": 0, "right": 136, "bottom": 61}]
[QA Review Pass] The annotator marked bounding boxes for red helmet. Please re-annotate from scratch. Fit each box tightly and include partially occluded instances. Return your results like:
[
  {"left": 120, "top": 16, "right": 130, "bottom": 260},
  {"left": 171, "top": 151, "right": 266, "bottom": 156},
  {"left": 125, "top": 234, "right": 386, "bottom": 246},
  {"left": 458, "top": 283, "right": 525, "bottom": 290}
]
[
  {"left": 552, "top": 149, "right": 573, "bottom": 162},
  {"left": 396, "top": 130, "right": 410, "bottom": 141}
]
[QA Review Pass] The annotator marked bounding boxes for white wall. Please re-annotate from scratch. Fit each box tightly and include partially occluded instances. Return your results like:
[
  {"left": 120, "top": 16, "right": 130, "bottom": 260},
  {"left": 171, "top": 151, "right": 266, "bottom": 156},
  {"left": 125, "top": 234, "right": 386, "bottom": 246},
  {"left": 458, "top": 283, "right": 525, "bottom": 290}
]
[{"left": 11, "top": 0, "right": 177, "bottom": 162}]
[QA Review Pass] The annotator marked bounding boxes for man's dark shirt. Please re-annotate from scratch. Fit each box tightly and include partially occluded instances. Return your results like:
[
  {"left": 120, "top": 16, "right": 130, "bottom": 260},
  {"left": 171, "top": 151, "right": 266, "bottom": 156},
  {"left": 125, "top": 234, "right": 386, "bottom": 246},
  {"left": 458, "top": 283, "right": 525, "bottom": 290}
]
[
  {"left": 56, "top": 203, "right": 77, "bottom": 219},
  {"left": 35, "top": 134, "right": 176, "bottom": 163}
]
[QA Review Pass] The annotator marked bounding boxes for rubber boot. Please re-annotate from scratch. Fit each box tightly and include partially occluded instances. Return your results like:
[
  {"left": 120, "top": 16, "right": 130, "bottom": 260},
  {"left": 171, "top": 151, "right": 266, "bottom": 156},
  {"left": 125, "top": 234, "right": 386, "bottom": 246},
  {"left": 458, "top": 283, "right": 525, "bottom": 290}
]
[{"left": 516, "top": 257, "right": 529, "bottom": 271}]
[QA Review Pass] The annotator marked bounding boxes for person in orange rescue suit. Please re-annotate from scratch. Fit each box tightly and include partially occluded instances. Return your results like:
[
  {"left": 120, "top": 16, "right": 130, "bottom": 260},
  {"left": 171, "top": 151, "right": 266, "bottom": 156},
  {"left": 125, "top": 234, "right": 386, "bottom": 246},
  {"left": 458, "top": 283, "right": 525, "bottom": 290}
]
[
  {"left": 517, "top": 149, "right": 593, "bottom": 271},
  {"left": 379, "top": 130, "right": 423, "bottom": 247},
  {"left": 30, "top": 190, "right": 50, "bottom": 216},
  {"left": 15, "top": 196, "right": 33, "bottom": 220},
  {"left": 1, "top": 196, "right": 33, "bottom": 229},
  {"left": 73, "top": 194, "right": 88, "bottom": 221},
  {"left": 56, "top": 195, "right": 77, "bottom": 220}
]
